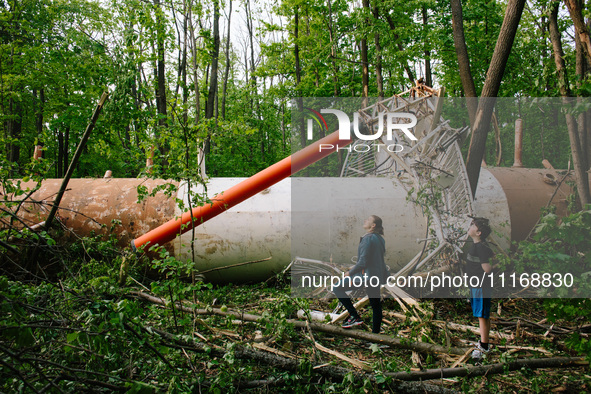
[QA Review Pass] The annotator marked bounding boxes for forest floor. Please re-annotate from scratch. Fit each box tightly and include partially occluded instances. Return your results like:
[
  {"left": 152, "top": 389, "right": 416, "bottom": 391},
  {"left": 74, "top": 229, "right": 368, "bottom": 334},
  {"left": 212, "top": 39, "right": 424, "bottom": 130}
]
[
  {"left": 193, "top": 282, "right": 591, "bottom": 393},
  {"left": 1, "top": 267, "right": 590, "bottom": 393}
]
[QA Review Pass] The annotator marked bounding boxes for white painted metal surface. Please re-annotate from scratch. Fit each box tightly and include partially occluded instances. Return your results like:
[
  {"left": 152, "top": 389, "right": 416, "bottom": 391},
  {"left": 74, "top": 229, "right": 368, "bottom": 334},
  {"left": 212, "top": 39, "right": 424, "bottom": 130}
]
[
  {"left": 176, "top": 177, "right": 428, "bottom": 283},
  {"left": 473, "top": 169, "right": 512, "bottom": 250},
  {"left": 175, "top": 178, "right": 292, "bottom": 283}
]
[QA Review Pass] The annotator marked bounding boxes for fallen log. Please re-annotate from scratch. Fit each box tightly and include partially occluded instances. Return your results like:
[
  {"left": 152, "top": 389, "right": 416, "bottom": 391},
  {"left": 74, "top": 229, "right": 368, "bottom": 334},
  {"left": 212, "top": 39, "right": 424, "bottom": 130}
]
[
  {"left": 149, "top": 325, "right": 458, "bottom": 394},
  {"left": 384, "top": 356, "right": 588, "bottom": 381},
  {"left": 433, "top": 320, "right": 513, "bottom": 341},
  {"left": 130, "top": 291, "right": 469, "bottom": 356}
]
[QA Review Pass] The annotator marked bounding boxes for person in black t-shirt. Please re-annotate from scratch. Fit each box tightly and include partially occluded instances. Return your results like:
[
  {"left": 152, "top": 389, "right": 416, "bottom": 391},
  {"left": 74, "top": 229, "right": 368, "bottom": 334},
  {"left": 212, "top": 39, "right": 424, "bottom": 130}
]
[{"left": 466, "top": 217, "right": 494, "bottom": 361}]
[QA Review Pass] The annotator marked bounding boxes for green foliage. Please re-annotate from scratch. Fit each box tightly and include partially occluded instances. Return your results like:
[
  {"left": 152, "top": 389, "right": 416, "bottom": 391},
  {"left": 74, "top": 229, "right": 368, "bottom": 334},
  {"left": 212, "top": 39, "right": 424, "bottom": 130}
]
[
  {"left": 509, "top": 209, "right": 591, "bottom": 296},
  {"left": 503, "top": 209, "right": 591, "bottom": 360},
  {"left": 0, "top": 0, "right": 585, "bottom": 178}
]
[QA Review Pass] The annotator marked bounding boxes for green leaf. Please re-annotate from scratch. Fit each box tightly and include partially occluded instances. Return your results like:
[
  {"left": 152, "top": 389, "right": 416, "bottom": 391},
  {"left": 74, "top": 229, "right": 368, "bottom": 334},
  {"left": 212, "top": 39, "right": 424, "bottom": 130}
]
[
  {"left": 67, "top": 332, "right": 79, "bottom": 343},
  {"left": 16, "top": 327, "right": 35, "bottom": 347}
]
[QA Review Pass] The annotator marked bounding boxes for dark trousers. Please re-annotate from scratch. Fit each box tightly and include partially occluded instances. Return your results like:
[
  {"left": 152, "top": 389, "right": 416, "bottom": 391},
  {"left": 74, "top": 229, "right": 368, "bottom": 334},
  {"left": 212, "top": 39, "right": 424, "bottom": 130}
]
[{"left": 332, "top": 275, "right": 382, "bottom": 333}]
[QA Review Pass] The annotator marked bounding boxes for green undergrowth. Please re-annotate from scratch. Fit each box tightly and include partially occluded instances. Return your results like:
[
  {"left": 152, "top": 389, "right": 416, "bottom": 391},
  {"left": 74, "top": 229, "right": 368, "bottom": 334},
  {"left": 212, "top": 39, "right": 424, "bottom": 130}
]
[{"left": 1, "top": 227, "right": 591, "bottom": 392}]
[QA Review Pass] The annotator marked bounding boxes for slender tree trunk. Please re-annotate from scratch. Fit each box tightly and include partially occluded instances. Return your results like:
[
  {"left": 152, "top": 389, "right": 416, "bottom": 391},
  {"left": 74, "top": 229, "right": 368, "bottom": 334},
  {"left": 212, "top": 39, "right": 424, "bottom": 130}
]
[
  {"left": 450, "top": 0, "right": 477, "bottom": 127},
  {"left": 374, "top": 32, "right": 383, "bottom": 99},
  {"left": 372, "top": 2, "right": 383, "bottom": 99},
  {"left": 564, "top": 0, "right": 591, "bottom": 65},
  {"left": 548, "top": 2, "right": 571, "bottom": 97},
  {"left": 221, "top": 0, "right": 232, "bottom": 120},
  {"left": 34, "top": 88, "right": 44, "bottom": 137},
  {"left": 6, "top": 99, "right": 21, "bottom": 165},
  {"left": 57, "top": 131, "right": 63, "bottom": 178},
  {"left": 188, "top": 2, "right": 200, "bottom": 124},
  {"left": 327, "top": 0, "right": 340, "bottom": 96},
  {"left": 586, "top": 0, "right": 591, "bottom": 166},
  {"left": 465, "top": 0, "right": 526, "bottom": 197},
  {"left": 575, "top": 30, "right": 589, "bottom": 171},
  {"left": 360, "top": 0, "right": 370, "bottom": 107},
  {"left": 382, "top": 13, "right": 414, "bottom": 85},
  {"left": 204, "top": 0, "right": 220, "bottom": 159},
  {"left": 549, "top": 2, "right": 570, "bottom": 97},
  {"left": 422, "top": 6, "right": 432, "bottom": 88},
  {"left": 245, "top": 0, "right": 257, "bottom": 101},
  {"left": 170, "top": 2, "right": 184, "bottom": 114},
  {"left": 154, "top": 0, "right": 169, "bottom": 169},
  {"left": 3, "top": 48, "right": 19, "bottom": 168},
  {"left": 63, "top": 126, "right": 69, "bottom": 177},
  {"left": 182, "top": 0, "right": 189, "bottom": 126},
  {"left": 549, "top": 1, "right": 591, "bottom": 206},
  {"left": 154, "top": 0, "right": 168, "bottom": 128},
  {"left": 294, "top": 6, "right": 305, "bottom": 150},
  {"left": 205, "top": 0, "right": 220, "bottom": 120},
  {"left": 245, "top": 0, "right": 263, "bottom": 159}
]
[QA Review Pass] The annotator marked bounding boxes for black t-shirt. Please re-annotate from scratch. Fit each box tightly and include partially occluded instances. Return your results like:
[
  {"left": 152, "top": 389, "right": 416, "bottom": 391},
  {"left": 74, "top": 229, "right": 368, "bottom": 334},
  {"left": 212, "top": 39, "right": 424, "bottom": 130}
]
[{"left": 465, "top": 241, "right": 494, "bottom": 287}]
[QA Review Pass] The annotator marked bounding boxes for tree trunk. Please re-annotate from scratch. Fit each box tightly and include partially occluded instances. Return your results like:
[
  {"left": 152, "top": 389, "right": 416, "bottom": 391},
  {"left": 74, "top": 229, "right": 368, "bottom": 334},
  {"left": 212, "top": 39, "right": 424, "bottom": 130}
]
[
  {"left": 294, "top": 6, "right": 305, "bottom": 150},
  {"left": 564, "top": 0, "right": 591, "bottom": 65},
  {"left": 549, "top": 1, "right": 571, "bottom": 97},
  {"left": 149, "top": 323, "right": 457, "bottom": 393},
  {"left": 422, "top": 6, "right": 432, "bottom": 88},
  {"left": 45, "top": 92, "right": 109, "bottom": 230},
  {"left": 327, "top": 0, "right": 340, "bottom": 96},
  {"left": 245, "top": 0, "right": 263, "bottom": 159},
  {"left": 465, "top": 0, "right": 526, "bottom": 197},
  {"left": 384, "top": 356, "right": 587, "bottom": 381},
  {"left": 34, "top": 88, "right": 44, "bottom": 137},
  {"left": 245, "top": 0, "right": 257, "bottom": 99},
  {"left": 361, "top": 0, "right": 370, "bottom": 107},
  {"left": 57, "top": 131, "right": 64, "bottom": 178},
  {"left": 181, "top": 0, "right": 189, "bottom": 126},
  {"left": 131, "top": 291, "right": 469, "bottom": 356},
  {"left": 549, "top": 1, "right": 591, "bottom": 206},
  {"left": 372, "top": 2, "right": 383, "bottom": 99},
  {"left": 205, "top": 0, "right": 220, "bottom": 120},
  {"left": 575, "top": 32, "right": 589, "bottom": 171},
  {"left": 154, "top": 0, "right": 168, "bottom": 128},
  {"left": 63, "top": 126, "right": 69, "bottom": 178},
  {"left": 6, "top": 98, "right": 21, "bottom": 166},
  {"left": 154, "top": 0, "right": 169, "bottom": 169},
  {"left": 450, "top": 0, "right": 478, "bottom": 127},
  {"left": 188, "top": 3, "right": 200, "bottom": 124},
  {"left": 204, "top": 0, "right": 220, "bottom": 161},
  {"left": 221, "top": 0, "right": 232, "bottom": 120},
  {"left": 382, "top": 13, "right": 415, "bottom": 86}
]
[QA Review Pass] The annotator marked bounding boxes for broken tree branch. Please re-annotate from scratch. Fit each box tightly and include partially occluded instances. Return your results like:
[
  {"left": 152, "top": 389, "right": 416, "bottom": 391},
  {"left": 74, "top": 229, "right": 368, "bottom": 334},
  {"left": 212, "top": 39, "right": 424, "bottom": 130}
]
[
  {"left": 384, "top": 356, "right": 587, "bottom": 381},
  {"left": 129, "top": 291, "right": 470, "bottom": 356},
  {"left": 147, "top": 324, "right": 458, "bottom": 393},
  {"left": 44, "top": 92, "right": 109, "bottom": 230}
]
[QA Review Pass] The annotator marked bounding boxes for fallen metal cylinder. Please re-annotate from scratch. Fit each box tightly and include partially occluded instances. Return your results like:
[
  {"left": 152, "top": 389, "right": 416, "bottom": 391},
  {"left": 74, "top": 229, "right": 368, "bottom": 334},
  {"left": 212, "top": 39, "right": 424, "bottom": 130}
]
[
  {"left": 5, "top": 167, "right": 575, "bottom": 283},
  {"left": 131, "top": 129, "right": 352, "bottom": 252}
]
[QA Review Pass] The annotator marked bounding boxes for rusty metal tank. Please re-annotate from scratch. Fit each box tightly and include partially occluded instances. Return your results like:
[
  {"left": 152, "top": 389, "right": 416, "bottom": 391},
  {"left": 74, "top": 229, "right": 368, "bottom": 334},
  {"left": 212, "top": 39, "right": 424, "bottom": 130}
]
[
  {"left": 475, "top": 167, "right": 572, "bottom": 250},
  {"left": 5, "top": 168, "right": 574, "bottom": 283}
]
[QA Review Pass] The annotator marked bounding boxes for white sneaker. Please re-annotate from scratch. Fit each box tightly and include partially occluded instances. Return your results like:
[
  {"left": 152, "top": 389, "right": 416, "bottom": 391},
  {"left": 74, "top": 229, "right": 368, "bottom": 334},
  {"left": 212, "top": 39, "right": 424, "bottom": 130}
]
[{"left": 471, "top": 340, "right": 490, "bottom": 361}]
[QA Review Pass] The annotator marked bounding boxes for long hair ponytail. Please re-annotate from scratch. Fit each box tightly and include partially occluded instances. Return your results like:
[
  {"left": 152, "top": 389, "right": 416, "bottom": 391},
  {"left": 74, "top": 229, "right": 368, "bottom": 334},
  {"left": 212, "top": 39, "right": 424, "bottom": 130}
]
[{"left": 371, "top": 215, "right": 384, "bottom": 235}]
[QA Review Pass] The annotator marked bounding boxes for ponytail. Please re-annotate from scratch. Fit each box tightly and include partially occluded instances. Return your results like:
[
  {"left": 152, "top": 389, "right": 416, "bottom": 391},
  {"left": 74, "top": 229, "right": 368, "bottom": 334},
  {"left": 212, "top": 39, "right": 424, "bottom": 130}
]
[{"left": 371, "top": 215, "right": 384, "bottom": 235}]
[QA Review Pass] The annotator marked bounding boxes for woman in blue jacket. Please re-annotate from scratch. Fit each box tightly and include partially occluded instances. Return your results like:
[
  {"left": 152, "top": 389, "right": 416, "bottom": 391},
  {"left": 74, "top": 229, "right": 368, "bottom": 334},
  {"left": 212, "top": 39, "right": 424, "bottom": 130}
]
[{"left": 332, "top": 215, "right": 388, "bottom": 333}]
